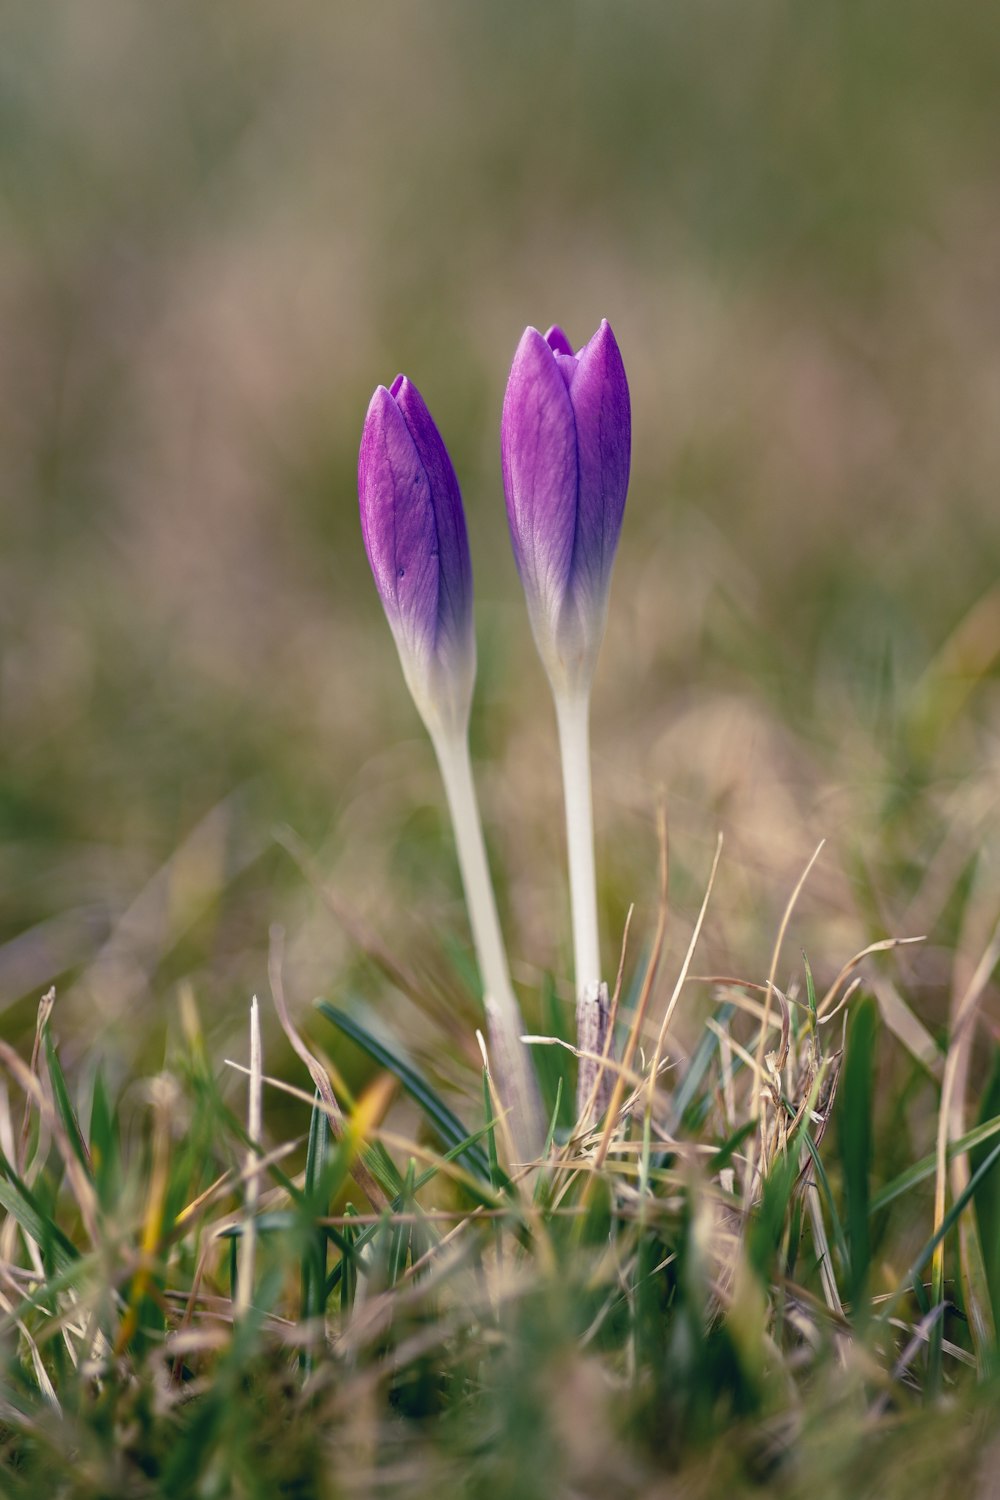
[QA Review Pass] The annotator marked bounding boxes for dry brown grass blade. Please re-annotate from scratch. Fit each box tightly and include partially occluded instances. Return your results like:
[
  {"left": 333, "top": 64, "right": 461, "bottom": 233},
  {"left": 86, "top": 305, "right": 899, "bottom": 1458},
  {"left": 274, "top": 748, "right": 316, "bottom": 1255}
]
[
  {"left": 18, "top": 987, "right": 55, "bottom": 1173},
  {"left": 475, "top": 1027, "right": 518, "bottom": 1174},
  {"left": 521, "top": 1038, "right": 663, "bottom": 1098},
  {"left": 591, "top": 805, "right": 671, "bottom": 1172},
  {"left": 816, "top": 975, "right": 863, "bottom": 1028},
  {"left": 754, "top": 840, "right": 826, "bottom": 1117},
  {"left": 868, "top": 976, "right": 942, "bottom": 1079},
  {"left": 0, "top": 1281, "right": 61, "bottom": 1411},
  {"left": 0, "top": 989, "right": 57, "bottom": 1270},
  {"left": 746, "top": 841, "right": 833, "bottom": 1205},
  {"left": 815, "top": 935, "right": 925, "bottom": 1019},
  {"left": 648, "top": 832, "right": 724, "bottom": 1090},
  {"left": 0, "top": 1036, "right": 100, "bottom": 1248}
]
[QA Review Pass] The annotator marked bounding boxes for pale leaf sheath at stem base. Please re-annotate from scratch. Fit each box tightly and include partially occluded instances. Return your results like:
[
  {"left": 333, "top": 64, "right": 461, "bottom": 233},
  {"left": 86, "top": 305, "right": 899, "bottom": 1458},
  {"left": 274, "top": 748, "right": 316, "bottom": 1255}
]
[{"left": 576, "top": 980, "right": 612, "bottom": 1124}]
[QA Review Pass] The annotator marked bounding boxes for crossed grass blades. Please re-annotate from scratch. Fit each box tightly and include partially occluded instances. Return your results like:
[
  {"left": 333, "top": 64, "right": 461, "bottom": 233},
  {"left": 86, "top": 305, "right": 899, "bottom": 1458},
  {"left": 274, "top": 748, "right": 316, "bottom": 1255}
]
[{"left": 1, "top": 824, "right": 999, "bottom": 1499}]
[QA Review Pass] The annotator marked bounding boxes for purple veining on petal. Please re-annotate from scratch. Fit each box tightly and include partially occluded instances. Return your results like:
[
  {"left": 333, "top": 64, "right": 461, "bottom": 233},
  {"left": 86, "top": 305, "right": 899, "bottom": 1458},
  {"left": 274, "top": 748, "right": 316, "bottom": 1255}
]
[
  {"left": 359, "top": 378, "right": 474, "bottom": 714},
  {"left": 502, "top": 319, "right": 631, "bottom": 685},
  {"left": 359, "top": 386, "right": 439, "bottom": 664},
  {"left": 391, "top": 376, "right": 473, "bottom": 657},
  {"left": 565, "top": 320, "right": 631, "bottom": 609},
  {"left": 552, "top": 351, "right": 578, "bottom": 390}
]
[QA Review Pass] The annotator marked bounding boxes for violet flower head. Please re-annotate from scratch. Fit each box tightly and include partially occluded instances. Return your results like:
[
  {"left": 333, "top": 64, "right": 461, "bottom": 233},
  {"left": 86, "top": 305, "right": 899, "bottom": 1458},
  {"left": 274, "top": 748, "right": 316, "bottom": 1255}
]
[
  {"left": 501, "top": 320, "right": 631, "bottom": 694},
  {"left": 359, "top": 375, "right": 475, "bottom": 736}
]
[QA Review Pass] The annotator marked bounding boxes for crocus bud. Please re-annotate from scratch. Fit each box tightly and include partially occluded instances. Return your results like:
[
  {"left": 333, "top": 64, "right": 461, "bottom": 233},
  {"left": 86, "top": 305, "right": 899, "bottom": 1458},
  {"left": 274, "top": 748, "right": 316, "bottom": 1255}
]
[
  {"left": 359, "top": 375, "right": 475, "bottom": 737},
  {"left": 501, "top": 320, "right": 630, "bottom": 695}
]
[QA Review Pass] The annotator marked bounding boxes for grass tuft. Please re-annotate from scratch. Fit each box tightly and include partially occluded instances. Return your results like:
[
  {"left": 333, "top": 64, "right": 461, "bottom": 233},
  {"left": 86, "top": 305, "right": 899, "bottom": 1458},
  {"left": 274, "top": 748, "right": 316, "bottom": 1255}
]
[{"left": 1, "top": 858, "right": 998, "bottom": 1498}]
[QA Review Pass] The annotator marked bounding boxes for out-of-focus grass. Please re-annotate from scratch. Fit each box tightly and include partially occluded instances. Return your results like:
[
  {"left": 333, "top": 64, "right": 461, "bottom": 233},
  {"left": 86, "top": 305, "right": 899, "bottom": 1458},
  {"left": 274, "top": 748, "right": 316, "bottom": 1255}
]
[
  {"left": 0, "top": 902, "right": 999, "bottom": 1498},
  {"left": 0, "top": 4, "right": 999, "bottom": 1493}
]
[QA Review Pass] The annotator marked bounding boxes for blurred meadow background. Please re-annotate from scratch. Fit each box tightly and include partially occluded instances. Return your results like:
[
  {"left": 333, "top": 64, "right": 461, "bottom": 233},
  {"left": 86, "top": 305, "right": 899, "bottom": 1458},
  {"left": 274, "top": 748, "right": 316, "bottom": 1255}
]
[
  {"left": 2, "top": 2, "right": 1000, "bottom": 1492},
  {"left": 3, "top": 0, "right": 997, "bottom": 1074}
]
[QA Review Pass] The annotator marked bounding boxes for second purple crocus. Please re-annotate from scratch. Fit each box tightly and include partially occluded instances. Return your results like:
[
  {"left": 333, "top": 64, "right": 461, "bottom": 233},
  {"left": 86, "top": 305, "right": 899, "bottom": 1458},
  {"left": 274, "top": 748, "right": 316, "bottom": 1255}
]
[
  {"left": 502, "top": 319, "right": 631, "bottom": 1121},
  {"left": 501, "top": 320, "right": 631, "bottom": 696}
]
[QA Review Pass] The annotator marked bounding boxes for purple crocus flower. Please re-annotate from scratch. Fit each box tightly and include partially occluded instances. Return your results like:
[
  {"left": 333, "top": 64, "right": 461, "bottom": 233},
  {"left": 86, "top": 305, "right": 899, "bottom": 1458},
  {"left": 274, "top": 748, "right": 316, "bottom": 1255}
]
[
  {"left": 501, "top": 320, "right": 630, "bottom": 693},
  {"left": 358, "top": 370, "right": 544, "bottom": 1155},
  {"left": 359, "top": 375, "right": 475, "bottom": 735}
]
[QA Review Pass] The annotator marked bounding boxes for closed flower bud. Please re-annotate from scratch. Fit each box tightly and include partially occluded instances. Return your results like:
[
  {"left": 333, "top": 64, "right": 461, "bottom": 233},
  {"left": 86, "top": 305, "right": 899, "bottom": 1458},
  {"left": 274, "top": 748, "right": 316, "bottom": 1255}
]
[
  {"left": 359, "top": 376, "right": 475, "bottom": 736},
  {"left": 501, "top": 320, "right": 630, "bottom": 694}
]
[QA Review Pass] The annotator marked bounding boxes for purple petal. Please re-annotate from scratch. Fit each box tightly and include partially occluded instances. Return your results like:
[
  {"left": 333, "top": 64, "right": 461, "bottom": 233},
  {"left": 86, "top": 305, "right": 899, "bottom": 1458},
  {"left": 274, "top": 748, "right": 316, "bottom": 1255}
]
[
  {"left": 392, "top": 376, "right": 473, "bottom": 654},
  {"left": 501, "top": 326, "right": 578, "bottom": 627},
  {"left": 552, "top": 351, "right": 578, "bottom": 390},
  {"left": 358, "top": 385, "right": 439, "bottom": 666},
  {"left": 544, "top": 325, "right": 575, "bottom": 357},
  {"left": 566, "top": 319, "right": 631, "bottom": 607}
]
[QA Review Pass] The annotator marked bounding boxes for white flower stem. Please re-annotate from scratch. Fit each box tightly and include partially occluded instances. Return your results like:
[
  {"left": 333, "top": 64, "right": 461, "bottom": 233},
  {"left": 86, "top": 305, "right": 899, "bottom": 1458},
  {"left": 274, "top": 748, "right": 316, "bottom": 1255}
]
[
  {"left": 554, "top": 689, "right": 601, "bottom": 995},
  {"left": 554, "top": 688, "right": 611, "bottom": 1120},
  {"left": 430, "top": 728, "right": 544, "bottom": 1159},
  {"left": 237, "top": 994, "right": 262, "bottom": 1314}
]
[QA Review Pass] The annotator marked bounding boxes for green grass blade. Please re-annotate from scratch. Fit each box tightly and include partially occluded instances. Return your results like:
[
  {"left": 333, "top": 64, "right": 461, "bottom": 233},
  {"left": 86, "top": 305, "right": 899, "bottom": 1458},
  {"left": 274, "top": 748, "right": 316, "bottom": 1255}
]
[
  {"left": 304, "top": 1087, "right": 329, "bottom": 1200},
  {"left": 322, "top": 1126, "right": 506, "bottom": 1301},
  {"left": 710, "top": 1119, "right": 756, "bottom": 1176},
  {"left": 799, "top": 1128, "right": 850, "bottom": 1274},
  {"left": 871, "top": 1112, "right": 1000, "bottom": 1213},
  {"left": 803, "top": 952, "right": 818, "bottom": 1027},
  {"left": 387, "top": 1161, "right": 416, "bottom": 1284},
  {"left": 839, "top": 993, "right": 877, "bottom": 1315},
  {"left": 88, "top": 1065, "right": 122, "bottom": 1210},
  {"left": 482, "top": 1068, "right": 502, "bottom": 1192},
  {"left": 532, "top": 972, "right": 574, "bottom": 1130},
  {"left": 970, "top": 1047, "right": 1000, "bottom": 1332},
  {"left": 42, "top": 1027, "right": 93, "bottom": 1179},
  {"left": 300, "top": 1089, "right": 329, "bottom": 1340},
  {"left": 748, "top": 1151, "right": 799, "bottom": 1284},
  {"left": 542, "top": 1076, "right": 563, "bottom": 1162},
  {"left": 532, "top": 1077, "right": 564, "bottom": 1209},
  {"left": 668, "top": 1001, "right": 736, "bottom": 1133},
  {"left": 879, "top": 1136, "right": 1000, "bottom": 1326},
  {"left": 340, "top": 1209, "right": 359, "bottom": 1314},
  {"left": 317, "top": 1000, "right": 492, "bottom": 1182},
  {"left": 0, "top": 1154, "right": 79, "bottom": 1273}
]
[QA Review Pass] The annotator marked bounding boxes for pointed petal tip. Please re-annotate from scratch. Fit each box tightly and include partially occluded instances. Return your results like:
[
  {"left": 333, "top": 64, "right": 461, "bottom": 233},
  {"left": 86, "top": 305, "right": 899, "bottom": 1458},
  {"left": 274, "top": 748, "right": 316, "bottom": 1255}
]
[
  {"left": 591, "top": 318, "right": 620, "bottom": 353},
  {"left": 366, "top": 383, "right": 393, "bottom": 415},
  {"left": 514, "top": 324, "right": 546, "bottom": 356}
]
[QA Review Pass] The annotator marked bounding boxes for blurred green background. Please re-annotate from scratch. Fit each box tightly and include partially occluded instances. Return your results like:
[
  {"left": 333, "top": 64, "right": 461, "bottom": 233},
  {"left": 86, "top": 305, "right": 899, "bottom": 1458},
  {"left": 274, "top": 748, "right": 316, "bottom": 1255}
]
[{"left": 1, "top": 1, "right": 998, "bottom": 1091}]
